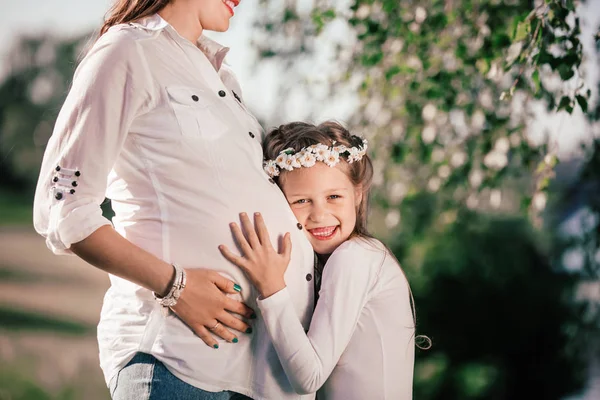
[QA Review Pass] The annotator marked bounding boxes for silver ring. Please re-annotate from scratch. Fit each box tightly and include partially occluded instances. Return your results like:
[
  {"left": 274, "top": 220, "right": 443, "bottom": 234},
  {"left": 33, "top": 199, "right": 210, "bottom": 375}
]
[{"left": 209, "top": 321, "right": 221, "bottom": 331}]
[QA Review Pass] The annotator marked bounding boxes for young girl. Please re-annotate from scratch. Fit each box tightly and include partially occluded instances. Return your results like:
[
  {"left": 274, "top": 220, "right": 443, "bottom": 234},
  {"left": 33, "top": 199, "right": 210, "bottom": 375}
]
[{"left": 219, "top": 121, "right": 419, "bottom": 399}]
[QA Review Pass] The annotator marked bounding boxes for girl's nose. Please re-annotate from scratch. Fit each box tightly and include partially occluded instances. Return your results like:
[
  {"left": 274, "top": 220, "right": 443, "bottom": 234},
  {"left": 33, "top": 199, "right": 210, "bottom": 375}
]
[{"left": 309, "top": 204, "right": 326, "bottom": 223}]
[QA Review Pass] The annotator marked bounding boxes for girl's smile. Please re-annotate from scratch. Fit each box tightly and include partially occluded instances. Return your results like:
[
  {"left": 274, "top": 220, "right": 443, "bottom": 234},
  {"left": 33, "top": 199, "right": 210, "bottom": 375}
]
[{"left": 281, "top": 163, "right": 362, "bottom": 256}]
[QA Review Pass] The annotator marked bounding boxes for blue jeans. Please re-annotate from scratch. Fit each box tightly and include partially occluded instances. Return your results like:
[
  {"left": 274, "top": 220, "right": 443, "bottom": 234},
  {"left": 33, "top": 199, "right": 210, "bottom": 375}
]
[{"left": 110, "top": 353, "right": 253, "bottom": 400}]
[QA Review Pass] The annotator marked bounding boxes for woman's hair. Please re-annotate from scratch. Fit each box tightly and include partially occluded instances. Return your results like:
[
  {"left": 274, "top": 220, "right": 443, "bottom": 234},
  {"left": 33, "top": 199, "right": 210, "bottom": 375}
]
[
  {"left": 263, "top": 121, "right": 374, "bottom": 239},
  {"left": 100, "top": 0, "right": 171, "bottom": 36}
]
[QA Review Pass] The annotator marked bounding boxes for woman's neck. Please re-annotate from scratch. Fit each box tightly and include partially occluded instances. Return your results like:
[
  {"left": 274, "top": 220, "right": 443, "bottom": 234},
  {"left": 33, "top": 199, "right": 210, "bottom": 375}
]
[{"left": 158, "top": 4, "right": 203, "bottom": 43}]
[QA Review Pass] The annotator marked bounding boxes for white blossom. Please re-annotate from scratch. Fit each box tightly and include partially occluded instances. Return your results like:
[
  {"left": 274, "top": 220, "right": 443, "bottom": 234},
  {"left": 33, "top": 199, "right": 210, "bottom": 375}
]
[
  {"left": 415, "top": 7, "right": 427, "bottom": 24},
  {"left": 428, "top": 176, "right": 442, "bottom": 192},
  {"left": 298, "top": 151, "right": 316, "bottom": 168},
  {"left": 450, "top": 151, "right": 467, "bottom": 168},
  {"left": 422, "top": 125, "right": 437, "bottom": 144},
  {"left": 490, "top": 189, "right": 502, "bottom": 209},
  {"left": 438, "top": 165, "right": 451, "bottom": 179},
  {"left": 469, "top": 169, "right": 484, "bottom": 188},
  {"left": 385, "top": 209, "right": 401, "bottom": 228},
  {"left": 422, "top": 103, "right": 437, "bottom": 122},
  {"left": 264, "top": 160, "right": 279, "bottom": 177},
  {"left": 483, "top": 150, "right": 508, "bottom": 170},
  {"left": 533, "top": 192, "right": 547, "bottom": 211},
  {"left": 324, "top": 150, "right": 341, "bottom": 167},
  {"left": 494, "top": 137, "right": 510, "bottom": 153}
]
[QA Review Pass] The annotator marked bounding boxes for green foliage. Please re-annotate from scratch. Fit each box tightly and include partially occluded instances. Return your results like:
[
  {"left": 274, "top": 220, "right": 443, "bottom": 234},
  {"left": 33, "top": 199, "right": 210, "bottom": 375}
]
[{"left": 395, "top": 212, "right": 588, "bottom": 399}]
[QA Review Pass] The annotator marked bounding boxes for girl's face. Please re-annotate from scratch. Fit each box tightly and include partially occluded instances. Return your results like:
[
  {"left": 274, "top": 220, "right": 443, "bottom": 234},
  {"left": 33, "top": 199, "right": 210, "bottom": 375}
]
[
  {"left": 281, "top": 163, "right": 362, "bottom": 256},
  {"left": 193, "top": 0, "right": 240, "bottom": 32}
]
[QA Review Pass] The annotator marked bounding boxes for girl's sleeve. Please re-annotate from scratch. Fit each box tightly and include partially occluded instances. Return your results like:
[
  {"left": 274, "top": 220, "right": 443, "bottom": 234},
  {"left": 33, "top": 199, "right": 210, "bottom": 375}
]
[
  {"left": 33, "top": 31, "right": 153, "bottom": 255},
  {"left": 257, "top": 242, "right": 383, "bottom": 394}
]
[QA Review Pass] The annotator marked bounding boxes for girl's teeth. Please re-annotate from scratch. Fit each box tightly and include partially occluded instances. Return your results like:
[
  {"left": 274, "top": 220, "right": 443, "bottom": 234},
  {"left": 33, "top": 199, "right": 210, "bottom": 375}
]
[{"left": 311, "top": 227, "right": 336, "bottom": 237}]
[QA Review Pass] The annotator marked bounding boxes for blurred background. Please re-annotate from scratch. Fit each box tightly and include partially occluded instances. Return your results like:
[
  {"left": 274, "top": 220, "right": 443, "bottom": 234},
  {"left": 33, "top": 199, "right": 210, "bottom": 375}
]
[{"left": 1, "top": 0, "right": 600, "bottom": 399}]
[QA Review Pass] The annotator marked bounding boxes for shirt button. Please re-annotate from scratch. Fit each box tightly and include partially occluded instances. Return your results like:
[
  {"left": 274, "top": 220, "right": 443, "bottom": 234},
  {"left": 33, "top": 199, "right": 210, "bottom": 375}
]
[
  {"left": 70, "top": 189, "right": 76, "bottom": 194},
  {"left": 75, "top": 171, "right": 81, "bottom": 177},
  {"left": 52, "top": 177, "right": 58, "bottom": 183},
  {"left": 192, "top": 95, "right": 199, "bottom": 102},
  {"left": 55, "top": 192, "right": 63, "bottom": 200},
  {"left": 306, "top": 274, "right": 313, "bottom": 282},
  {"left": 72, "top": 181, "right": 78, "bottom": 187},
  {"left": 297, "top": 223, "right": 303, "bottom": 230},
  {"left": 55, "top": 166, "right": 61, "bottom": 172},
  {"left": 249, "top": 132, "right": 255, "bottom": 139},
  {"left": 218, "top": 90, "right": 226, "bottom": 97}
]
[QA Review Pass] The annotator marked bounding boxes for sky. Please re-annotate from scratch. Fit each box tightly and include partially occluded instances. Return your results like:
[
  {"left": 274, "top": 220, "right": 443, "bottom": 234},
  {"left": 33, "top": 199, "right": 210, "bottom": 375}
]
[{"left": 1, "top": 0, "right": 599, "bottom": 157}]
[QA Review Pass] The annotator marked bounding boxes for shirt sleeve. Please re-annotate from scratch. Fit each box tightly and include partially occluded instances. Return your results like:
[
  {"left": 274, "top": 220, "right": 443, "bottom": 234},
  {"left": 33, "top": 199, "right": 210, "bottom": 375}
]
[
  {"left": 33, "top": 29, "right": 153, "bottom": 255},
  {"left": 257, "top": 241, "right": 384, "bottom": 395}
]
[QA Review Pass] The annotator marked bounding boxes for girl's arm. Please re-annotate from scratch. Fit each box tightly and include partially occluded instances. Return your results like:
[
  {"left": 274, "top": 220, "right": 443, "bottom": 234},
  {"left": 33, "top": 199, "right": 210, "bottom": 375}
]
[
  {"left": 34, "top": 31, "right": 253, "bottom": 347},
  {"left": 220, "top": 213, "right": 380, "bottom": 394}
]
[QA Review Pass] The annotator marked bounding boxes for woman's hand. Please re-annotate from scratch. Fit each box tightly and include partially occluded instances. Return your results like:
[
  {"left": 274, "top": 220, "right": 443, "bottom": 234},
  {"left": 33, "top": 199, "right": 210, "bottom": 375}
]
[
  {"left": 70, "top": 225, "right": 255, "bottom": 349},
  {"left": 219, "top": 212, "right": 291, "bottom": 298},
  {"left": 170, "top": 269, "right": 255, "bottom": 349}
]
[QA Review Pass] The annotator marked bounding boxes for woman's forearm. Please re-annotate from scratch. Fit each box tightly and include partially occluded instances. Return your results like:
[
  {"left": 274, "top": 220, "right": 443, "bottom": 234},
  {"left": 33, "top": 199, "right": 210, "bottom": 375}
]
[{"left": 70, "top": 225, "right": 174, "bottom": 296}]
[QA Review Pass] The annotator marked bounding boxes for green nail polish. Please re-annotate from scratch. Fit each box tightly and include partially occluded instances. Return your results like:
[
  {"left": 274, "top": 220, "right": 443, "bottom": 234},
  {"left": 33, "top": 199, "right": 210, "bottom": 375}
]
[
  {"left": 213, "top": 344, "right": 219, "bottom": 349},
  {"left": 245, "top": 327, "right": 253, "bottom": 334},
  {"left": 232, "top": 338, "right": 239, "bottom": 343},
  {"left": 233, "top": 283, "right": 242, "bottom": 292}
]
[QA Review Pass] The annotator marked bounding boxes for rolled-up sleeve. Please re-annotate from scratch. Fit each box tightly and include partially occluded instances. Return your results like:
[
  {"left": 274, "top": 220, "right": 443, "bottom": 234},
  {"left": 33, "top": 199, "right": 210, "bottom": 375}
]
[{"left": 33, "top": 30, "right": 153, "bottom": 255}]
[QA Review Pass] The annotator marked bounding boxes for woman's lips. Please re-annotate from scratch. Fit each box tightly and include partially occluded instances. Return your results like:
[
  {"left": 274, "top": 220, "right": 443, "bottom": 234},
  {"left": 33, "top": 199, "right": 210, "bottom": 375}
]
[
  {"left": 223, "top": 0, "right": 238, "bottom": 16},
  {"left": 307, "top": 226, "right": 338, "bottom": 241}
]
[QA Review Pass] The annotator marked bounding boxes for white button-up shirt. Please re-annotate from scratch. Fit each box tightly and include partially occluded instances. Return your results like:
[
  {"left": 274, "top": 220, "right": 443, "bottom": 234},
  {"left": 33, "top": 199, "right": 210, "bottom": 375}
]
[
  {"left": 258, "top": 238, "right": 415, "bottom": 399},
  {"left": 33, "top": 14, "right": 315, "bottom": 400}
]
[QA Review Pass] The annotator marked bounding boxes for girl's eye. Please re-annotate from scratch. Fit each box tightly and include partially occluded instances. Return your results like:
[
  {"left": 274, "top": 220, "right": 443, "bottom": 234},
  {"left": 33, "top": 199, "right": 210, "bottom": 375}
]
[
  {"left": 295, "top": 199, "right": 308, "bottom": 204},
  {"left": 328, "top": 195, "right": 341, "bottom": 200}
]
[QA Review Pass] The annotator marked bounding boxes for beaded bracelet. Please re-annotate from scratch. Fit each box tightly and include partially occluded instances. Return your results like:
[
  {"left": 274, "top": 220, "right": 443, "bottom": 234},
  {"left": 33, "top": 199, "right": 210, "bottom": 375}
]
[{"left": 153, "top": 263, "right": 187, "bottom": 312}]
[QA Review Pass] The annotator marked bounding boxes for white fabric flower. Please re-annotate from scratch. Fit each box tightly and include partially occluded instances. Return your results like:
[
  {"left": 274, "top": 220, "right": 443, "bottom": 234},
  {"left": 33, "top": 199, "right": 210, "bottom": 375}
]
[
  {"left": 299, "top": 151, "right": 317, "bottom": 167},
  {"left": 324, "top": 151, "right": 340, "bottom": 167},
  {"left": 264, "top": 160, "right": 280, "bottom": 177},
  {"left": 280, "top": 154, "right": 301, "bottom": 171},
  {"left": 315, "top": 145, "right": 330, "bottom": 161}
]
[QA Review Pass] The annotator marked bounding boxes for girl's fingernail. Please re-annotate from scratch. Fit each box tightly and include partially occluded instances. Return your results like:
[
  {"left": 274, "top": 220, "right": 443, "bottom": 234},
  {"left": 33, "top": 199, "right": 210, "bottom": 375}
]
[
  {"left": 245, "top": 327, "right": 253, "bottom": 334},
  {"left": 250, "top": 313, "right": 257, "bottom": 319},
  {"left": 255, "top": 212, "right": 260, "bottom": 216},
  {"left": 233, "top": 283, "right": 242, "bottom": 292},
  {"left": 213, "top": 344, "right": 219, "bottom": 349},
  {"left": 232, "top": 337, "right": 239, "bottom": 343}
]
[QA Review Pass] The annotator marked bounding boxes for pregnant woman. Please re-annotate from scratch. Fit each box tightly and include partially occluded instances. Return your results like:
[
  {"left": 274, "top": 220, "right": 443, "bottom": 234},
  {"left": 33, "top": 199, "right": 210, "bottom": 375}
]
[{"left": 33, "top": 1, "right": 315, "bottom": 399}]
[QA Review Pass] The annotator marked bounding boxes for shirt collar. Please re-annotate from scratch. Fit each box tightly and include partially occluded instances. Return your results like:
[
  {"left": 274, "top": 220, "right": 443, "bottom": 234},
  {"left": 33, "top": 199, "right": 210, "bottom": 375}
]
[{"left": 131, "top": 13, "right": 230, "bottom": 71}]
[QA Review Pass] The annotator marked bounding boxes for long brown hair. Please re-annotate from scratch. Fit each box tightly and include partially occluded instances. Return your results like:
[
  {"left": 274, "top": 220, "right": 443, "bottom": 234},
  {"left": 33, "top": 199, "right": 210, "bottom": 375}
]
[
  {"left": 100, "top": 0, "right": 171, "bottom": 36},
  {"left": 263, "top": 121, "right": 374, "bottom": 239}
]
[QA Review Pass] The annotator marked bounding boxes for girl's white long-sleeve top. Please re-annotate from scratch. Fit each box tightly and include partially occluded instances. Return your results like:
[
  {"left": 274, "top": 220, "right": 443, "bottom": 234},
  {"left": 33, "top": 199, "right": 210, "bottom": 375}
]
[
  {"left": 258, "top": 237, "right": 415, "bottom": 400},
  {"left": 32, "top": 14, "right": 316, "bottom": 400}
]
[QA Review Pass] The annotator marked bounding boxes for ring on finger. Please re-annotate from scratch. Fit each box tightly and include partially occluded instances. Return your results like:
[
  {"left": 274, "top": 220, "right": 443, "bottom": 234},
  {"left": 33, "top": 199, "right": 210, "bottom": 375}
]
[{"left": 209, "top": 321, "right": 221, "bottom": 331}]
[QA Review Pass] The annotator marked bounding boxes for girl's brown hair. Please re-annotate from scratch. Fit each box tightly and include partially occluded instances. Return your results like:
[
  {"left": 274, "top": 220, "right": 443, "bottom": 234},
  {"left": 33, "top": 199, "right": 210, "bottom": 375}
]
[
  {"left": 100, "top": 0, "right": 171, "bottom": 36},
  {"left": 263, "top": 121, "right": 374, "bottom": 239}
]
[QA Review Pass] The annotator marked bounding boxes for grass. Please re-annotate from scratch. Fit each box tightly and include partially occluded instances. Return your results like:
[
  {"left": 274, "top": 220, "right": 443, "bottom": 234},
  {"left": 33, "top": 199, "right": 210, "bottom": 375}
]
[{"left": 0, "top": 306, "right": 93, "bottom": 335}]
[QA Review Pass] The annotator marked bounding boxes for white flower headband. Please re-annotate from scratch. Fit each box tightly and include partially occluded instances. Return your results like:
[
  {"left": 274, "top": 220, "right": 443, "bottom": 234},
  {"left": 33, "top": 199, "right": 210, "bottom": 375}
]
[{"left": 263, "top": 139, "right": 368, "bottom": 178}]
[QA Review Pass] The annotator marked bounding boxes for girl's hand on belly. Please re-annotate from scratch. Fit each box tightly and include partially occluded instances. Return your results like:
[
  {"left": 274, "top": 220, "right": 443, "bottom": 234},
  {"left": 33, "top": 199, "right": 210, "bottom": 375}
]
[{"left": 219, "top": 212, "right": 290, "bottom": 299}]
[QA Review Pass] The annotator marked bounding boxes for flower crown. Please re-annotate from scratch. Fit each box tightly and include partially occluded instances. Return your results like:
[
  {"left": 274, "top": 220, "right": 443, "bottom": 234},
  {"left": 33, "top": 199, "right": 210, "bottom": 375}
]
[{"left": 263, "top": 138, "right": 368, "bottom": 178}]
